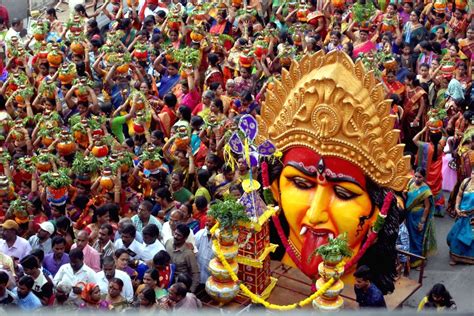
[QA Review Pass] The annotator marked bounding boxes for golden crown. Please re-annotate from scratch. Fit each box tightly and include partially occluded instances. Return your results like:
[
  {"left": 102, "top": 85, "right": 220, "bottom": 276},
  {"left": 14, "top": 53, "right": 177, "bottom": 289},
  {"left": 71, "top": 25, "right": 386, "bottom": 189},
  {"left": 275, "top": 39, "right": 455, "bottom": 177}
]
[{"left": 256, "top": 51, "right": 411, "bottom": 191}]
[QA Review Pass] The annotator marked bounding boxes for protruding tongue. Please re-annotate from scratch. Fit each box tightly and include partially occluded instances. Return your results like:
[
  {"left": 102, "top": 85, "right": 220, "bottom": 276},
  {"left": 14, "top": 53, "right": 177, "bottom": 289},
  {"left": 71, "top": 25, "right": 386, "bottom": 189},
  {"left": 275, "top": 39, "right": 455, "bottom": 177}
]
[{"left": 301, "top": 231, "right": 329, "bottom": 278}]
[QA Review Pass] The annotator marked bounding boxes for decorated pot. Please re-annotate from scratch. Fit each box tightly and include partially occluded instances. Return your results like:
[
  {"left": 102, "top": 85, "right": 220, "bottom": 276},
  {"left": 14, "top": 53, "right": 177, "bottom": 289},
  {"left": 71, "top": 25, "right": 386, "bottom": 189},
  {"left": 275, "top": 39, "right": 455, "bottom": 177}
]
[
  {"left": 58, "top": 65, "right": 75, "bottom": 85},
  {"left": 211, "top": 243, "right": 239, "bottom": 261},
  {"left": 76, "top": 172, "right": 93, "bottom": 185},
  {"left": 91, "top": 141, "right": 109, "bottom": 158},
  {"left": 133, "top": 49, "right": 148, "bottom": 61},
  {"left": 332, "top": 0, "right": 345, "bottom": 8},
  {"left": 74, "top": 130, "right": 89, "bottom": 149},
  {"left": 167, "top": 20, "right": 181, "bottom": 30},
  {"left": 317, "top": 261, "right": 344, "bottom": 280},
  {"left": 296, "top": 8, "right": 309, "bottom": 22},
  {"left": 239, "top": 54, "right": 253, "bottom": 68},
  {"left": 383, "top": 59, "right": 397, "bottom": 71},
  {"left": 36, "top": 160, "right": 52, "bottom": 172},
  {"left": 71, "top": 34, "right": 85, "bottom": 55},
  {"left": 312, "top": 295, "right": 344, "bottom": 311},
  {"left": 14, "top": 85, "right": 27, "bottom": 104},
  {"left": 0, "top": 175, "right": 10, "bottom": 198},
  {"left": 56, "top": 132, "right": 76, "bottom": 156},
  {"left": 216, "top": 229, "right": 239, "bottom": 246},
  {"left": 254, "top": 45, "right": 268, "bottom": 59},
  {"left": 47, "top": 44, "right": 63, "bottom": 67},
  {"left": 174, "top": 136, "right": 190, "bottom": 151},
  {"left": 205, "top": 278, "right": 240, "bottom": 305},
  {"left": 99, "top": 169, "right": 114, "bottom": 191},
  {"left": 116, "top": 63, "right": 130, "bottom": 74},
  {"left": 143, "top": 159, "right": 161, "bottom": 172},
  {"left": 75, "top": 78, "right": 90, "bottom": 101},
  {"left": 127, "top": 0, "right": 139, "bottom": 6},
  {"left": 70, "top": 16, "right": 83, "bottom": 33},
  {"left": 231, "top": 0, "right": 242, "bottom": 7},
  {"left": 208, "top": 258, "right": 238, "bottom": 282},
  {"left": 41, "top": 135, "right": 54, "bottom": 147},
  {"left": 190, "top": 31, "right": 204, "bottom": 42},
  {"left": 47, "top": 187, "right": 68, "bottom": 205},
  {"left": 315, "top": 278, "right": 344, "bottom": 299}
]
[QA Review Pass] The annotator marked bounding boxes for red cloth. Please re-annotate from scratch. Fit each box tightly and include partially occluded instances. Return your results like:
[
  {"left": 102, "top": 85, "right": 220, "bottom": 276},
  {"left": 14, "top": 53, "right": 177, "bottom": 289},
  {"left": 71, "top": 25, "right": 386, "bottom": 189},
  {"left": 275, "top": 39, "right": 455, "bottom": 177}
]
[{"left": 0, "top": 6, "right": 9, "bottom": 28}]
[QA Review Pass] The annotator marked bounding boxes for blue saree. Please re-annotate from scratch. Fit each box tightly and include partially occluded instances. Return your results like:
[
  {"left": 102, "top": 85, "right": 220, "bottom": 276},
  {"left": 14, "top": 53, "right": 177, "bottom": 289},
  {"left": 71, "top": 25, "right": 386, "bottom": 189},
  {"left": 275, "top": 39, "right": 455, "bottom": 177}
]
[
  {"left": 406, "top": 180, "right": 437, "bottom": 265},
  {"left": 447, "top": 179, "right": 474, "bottom": 264}
]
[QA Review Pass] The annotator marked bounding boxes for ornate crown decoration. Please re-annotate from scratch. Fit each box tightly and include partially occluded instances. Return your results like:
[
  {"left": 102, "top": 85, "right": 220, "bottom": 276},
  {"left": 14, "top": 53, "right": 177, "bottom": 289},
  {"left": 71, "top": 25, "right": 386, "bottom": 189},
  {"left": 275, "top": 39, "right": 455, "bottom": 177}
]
[{"left": 256, "top": 50, "right": 411, "bottom": 191}]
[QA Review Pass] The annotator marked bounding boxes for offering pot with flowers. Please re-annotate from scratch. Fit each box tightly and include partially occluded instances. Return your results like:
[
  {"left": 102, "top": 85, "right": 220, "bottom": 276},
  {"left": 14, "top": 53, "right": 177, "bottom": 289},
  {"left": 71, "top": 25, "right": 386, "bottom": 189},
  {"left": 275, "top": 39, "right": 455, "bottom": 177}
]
[{"left": 31, "top": 20, "right": 49, "bottom": 41}]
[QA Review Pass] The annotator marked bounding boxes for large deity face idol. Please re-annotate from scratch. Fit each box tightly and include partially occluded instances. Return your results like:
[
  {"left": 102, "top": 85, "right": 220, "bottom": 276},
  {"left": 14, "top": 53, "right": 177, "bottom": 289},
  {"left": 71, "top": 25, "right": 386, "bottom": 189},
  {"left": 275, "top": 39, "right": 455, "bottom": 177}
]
[{"left": 272, "top": 147, "right": 378, "bottom": 279}]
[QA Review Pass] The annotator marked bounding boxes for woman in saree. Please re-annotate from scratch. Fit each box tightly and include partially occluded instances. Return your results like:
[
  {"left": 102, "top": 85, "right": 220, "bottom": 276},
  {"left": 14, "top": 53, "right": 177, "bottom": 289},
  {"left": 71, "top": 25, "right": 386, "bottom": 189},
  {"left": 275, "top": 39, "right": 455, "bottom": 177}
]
[
  {"left": 405, "top": 167, "right": 437, "bottom": 268},
  {"left": 383, "top": 69, "right": 405, "bottom": 98},
  {"left": 401, "top": 10, "right": 428, "bottom": 50},
  {"left": 447, "top": 132, "right": 474, "bottom": 217},
  {"left": 447, "top": 170, "right": 474, "bottom": 265},
  {"left": 458, "top": 26, "right": 474, "bottom": 60},
  {"left": 402, "top": 72, "right": 427, "bottom": 155},
  {"left": 208, "top": 4, "right": 234, "bottom": 50},
  {"left": 414, "top": 124, "right": 445, "bottom": 217},
  {"left": 350, "top": 25, "right": 377, "bottom": 58}
]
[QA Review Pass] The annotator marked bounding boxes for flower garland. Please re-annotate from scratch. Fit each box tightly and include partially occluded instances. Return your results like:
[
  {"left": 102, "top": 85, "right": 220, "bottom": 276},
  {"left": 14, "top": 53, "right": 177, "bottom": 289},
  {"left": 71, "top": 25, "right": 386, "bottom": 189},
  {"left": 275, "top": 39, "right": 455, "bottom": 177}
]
[
  {"left": 208, "top": 192, "right": 394, "bottom": 310},
  {"left": 212, "top": 236, "right": 337, "bottom": 310}
]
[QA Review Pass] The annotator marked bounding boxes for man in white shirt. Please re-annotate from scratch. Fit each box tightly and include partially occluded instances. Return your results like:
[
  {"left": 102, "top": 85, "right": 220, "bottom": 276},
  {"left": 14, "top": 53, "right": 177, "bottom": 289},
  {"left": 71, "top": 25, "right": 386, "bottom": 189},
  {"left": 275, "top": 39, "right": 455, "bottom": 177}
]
[
  {"left": 113, "top": 224, "right": 145, "bottom": 260},
  {"left": 5, "top": 18, "right": 22, "bottom": 43},
  {"left": 142, "top": 224, "right": 165, "bottom": 262},
  {"left": 53, "top": 248, "right": 96, "bottom": 299},
  {"left": 195, "top": 217, "right": 216, "bottom": 285},
  {"left": 95, "top": 256, "right": 133, "bottom": 302},
  {"left": 0, "top": 220, "right": 31, "bottom": 260},
  {"left": 161, "top": 210, "right": 197, "bottom": 253}
]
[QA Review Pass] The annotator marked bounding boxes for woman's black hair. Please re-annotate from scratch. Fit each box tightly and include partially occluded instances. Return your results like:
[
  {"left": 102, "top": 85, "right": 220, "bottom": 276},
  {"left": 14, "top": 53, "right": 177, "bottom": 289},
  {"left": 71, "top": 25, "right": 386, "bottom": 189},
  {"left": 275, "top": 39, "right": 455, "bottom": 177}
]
[
  {"left": 46, "top": 8, "right": 58, "bottom": 19},
  {"left": 73, "top": 195, "right": 89, "bottom": 209},
  {"left": 415, "top": 167, "right": 427, "bottom": 178},
  {"left": 164, "top": 93, "right": 177, "bottom": 108},
  {"left": 75, "top": 62, "right": 87, "bottom": 77},
  {"left": 329, "top": 31, "right": 342, "bottom": 39},
  {"left": 156, "top": 187, "right": 173, "bottom": 202},
  {"left": 208, "top": 53, "right": 220, "bottom": 67},
  {"left": 178, "top": 105, "right": 191, "bottom": 122},
  {"left": 427, "top": 283, "right": 454, "bottom": 306},
  {"left": 389, "top": 93, "right": 402, "bottom": 106},
  {"left": 117, "top": 18, "right": 132, "bottom": 30},
  {"left": 74, "top": 4, "right": 89, "bottom": 18},
  {"left": 190, "top": 115, "right": 204, "bottom": 128},
  {"left": 213, "top": 99, "right": 224, "bottom": 113},
  {"left": 209, "top": 82, "right": 221, "bottom": 92},
  {"left": 197, "top": 169, "right": 210, "bottom": 187},
  {"left": 151, "top": 130, "right": 165, "bottom": 142},
  {"left": 344, "top": 42, "right": 354, "bottom": 57},
  {"left": 406, "top": 71, "right": 420, "bottom": 87},
  {"left": 141, "top": 287, "right": 156, "bottom": 304},
  {"left": 429, "top": 132, "right": 442, "bottom": 161},
  {"left": 109, "top": 277, "right": 124, "bottom": 289}
]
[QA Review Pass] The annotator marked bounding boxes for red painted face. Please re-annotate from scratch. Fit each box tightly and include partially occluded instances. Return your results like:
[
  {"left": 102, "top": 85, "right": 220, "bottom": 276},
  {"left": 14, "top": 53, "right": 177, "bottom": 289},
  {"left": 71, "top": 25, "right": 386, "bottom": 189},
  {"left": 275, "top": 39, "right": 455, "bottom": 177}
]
[{"left": 273, "top": 147, "right": 376, "bottom": 278}]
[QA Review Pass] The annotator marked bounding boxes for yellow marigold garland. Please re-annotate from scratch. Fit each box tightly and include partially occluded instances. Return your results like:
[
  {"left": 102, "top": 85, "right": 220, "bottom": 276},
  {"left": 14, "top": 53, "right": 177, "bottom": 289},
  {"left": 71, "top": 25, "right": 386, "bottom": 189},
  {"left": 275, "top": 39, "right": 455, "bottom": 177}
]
[{"left": 211, "top": 221, "right": 344, "bottom": 311}]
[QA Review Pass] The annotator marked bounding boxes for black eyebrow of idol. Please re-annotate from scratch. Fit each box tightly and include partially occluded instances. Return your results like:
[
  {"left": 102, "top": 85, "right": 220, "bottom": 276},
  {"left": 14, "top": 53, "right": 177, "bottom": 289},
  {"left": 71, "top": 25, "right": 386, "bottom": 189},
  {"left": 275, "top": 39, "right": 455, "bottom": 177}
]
[
  {"left": 287, "top": 162, "right": 364, "bottom": 189},
  {"left": 326, "top": 175, "right": 363, "bottom": 189},
  {"left": 287, "top": 161, "right": 317, "bottom": 177}
]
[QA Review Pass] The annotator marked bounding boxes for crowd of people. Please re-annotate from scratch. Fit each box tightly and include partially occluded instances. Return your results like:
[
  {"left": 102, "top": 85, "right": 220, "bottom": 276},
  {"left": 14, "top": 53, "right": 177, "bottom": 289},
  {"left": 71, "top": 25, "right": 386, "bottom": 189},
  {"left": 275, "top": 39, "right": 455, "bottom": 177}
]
[{"left": 0, "top": 0, "right": 472, "bottom": 311}]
